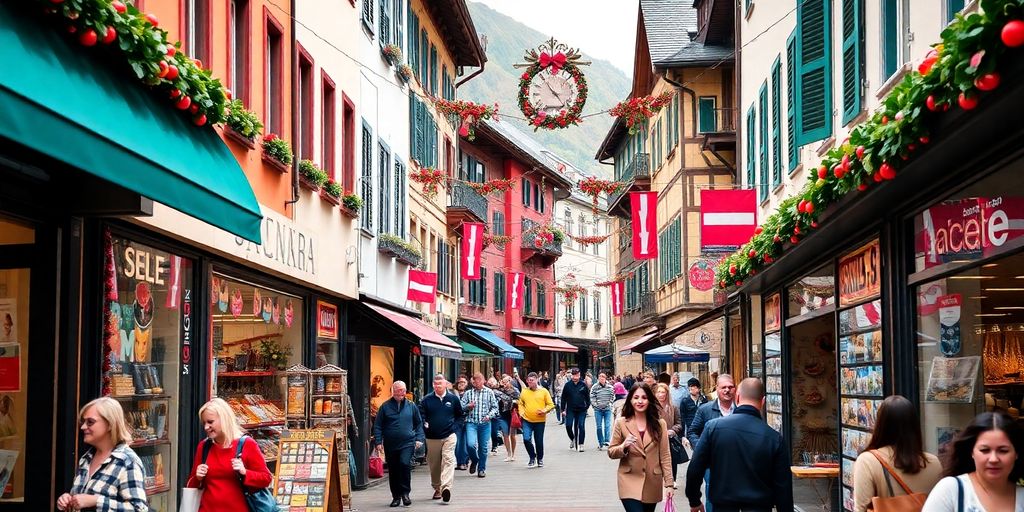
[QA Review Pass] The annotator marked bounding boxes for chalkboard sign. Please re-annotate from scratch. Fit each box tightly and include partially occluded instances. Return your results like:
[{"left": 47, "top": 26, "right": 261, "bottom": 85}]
[{"left": 273, "top": 429, "right": 343, "bottom": 512}]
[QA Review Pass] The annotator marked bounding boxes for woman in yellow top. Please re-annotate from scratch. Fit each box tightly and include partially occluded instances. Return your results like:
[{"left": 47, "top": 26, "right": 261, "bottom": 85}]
[{"left": 517, "top": 371, "right": 555, "bottom": 468}]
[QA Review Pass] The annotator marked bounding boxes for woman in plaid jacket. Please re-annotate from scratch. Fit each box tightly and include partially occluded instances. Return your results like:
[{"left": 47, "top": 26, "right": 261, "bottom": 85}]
[{"left": 58, "top": 397, "right": 148, "bottom": 511}]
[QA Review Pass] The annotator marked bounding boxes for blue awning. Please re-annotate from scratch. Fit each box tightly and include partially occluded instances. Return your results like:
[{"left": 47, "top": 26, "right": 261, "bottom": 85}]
[
  {"left": 643, "top": 343, "right": 710, "bottom": 364},
  {"left": 466, "top": 327, "right": 524, "bottom": 360}
]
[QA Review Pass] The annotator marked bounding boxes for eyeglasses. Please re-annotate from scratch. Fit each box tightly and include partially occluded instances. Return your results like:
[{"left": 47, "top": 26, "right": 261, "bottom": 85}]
[{"left": 80, "top": 418, "right": 102, "bottom": 427}]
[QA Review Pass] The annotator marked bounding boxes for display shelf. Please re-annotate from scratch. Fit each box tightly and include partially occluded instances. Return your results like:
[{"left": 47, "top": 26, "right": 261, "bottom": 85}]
[
  {"left": 145, "top": 484, "right": 170, "bottom": 496},
  {"left": 219, "top": 371, "right": 277, "bottom": 377},
  {"left": 241, "top": 420, "right": 286, "bottom": 429},
  {"left": 131, "top": 438, "right": 170, "bottom": 448},
  {"left": 310, "top": 393, "right": 344, "bottom": 398},
  {"left": 110, "top": 394, "right": 171, "bottom": 401},
  {"left": 309, "top": 414, "right": 344, "bottom": 419}
]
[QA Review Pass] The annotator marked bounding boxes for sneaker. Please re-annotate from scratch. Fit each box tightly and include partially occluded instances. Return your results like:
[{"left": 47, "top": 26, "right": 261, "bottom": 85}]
[
  {"left": 477, "top": 471, "right": 486, "bottom": 478},
  {"left": 538, "top": 460, "right": 544, "bottom": 467},
  {"left": 469, "top": 461, "right": 477, "bottom": 474},
  {"left": 503, "top": 456, "right": 512, "bottom": 462},
  {"left": 577, "top": 446, "right": 584, "bottom": 452},
  {"left": 569, "top": 442, "right": 576, "bottom": 450},
  {"left": 455, "top": 464, "right": 467, "bottom": 471},
  {"left": 527, "top": 459, "right": 537, "bottom": 468},
  {"left": 441, "top": 488, "right": 451, "bottom": 503},
  {"left": 432, "top": 490, "right": 442, "bottom": 500}
]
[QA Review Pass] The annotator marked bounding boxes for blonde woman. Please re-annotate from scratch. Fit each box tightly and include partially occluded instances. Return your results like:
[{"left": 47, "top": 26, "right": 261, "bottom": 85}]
[
  {"left": 57, "top": 397, "right": 148, "bottom": 511},
  {"left": 186, "top": 398, "right": 273, "bottom": 511},
  {"left": 655, "top": 383, "right": 686, "bottom": 486}
]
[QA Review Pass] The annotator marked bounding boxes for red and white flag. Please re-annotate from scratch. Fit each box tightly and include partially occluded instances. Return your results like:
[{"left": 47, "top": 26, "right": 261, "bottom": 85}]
[
  {"left": 508, "top": 272, "right": 526, "bottom": 310},
  {"left": 164, "top": 255, "right": 182, "bottom": 309},
  {"left": 407, "top": 269, "right": 437, "bottom": 304},
  {"left": 611, "top": 281, "right": 624, "bottom": 316},
  {"left": 700, "top": 189, "right": 757, "bottom": 251},
  {"left": 461, "top": 222, "right": 484, "bottom": 280},
  {"left": 631, "top": 192, "right": 658, "bottom": 260}
]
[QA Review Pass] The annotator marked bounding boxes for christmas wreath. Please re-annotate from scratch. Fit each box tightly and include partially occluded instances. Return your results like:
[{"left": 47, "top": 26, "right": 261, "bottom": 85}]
[
  {"left": 517, "top": 48, "right": 588, "bottom": 131},
  {"left": 434, "top": 99, "right": 499, "bottom": 140},
  {"left": 409, "top": 167, "right": 447, "bottom": 199},
  {"left": 609, "top": 91, "right": 675, "bottom": 135},
  {"left": 467, "top": 178, "right": 517, "bottom": 196},
  {"left": 715, "top": 0, "right": 1024, "bottom": 290}
]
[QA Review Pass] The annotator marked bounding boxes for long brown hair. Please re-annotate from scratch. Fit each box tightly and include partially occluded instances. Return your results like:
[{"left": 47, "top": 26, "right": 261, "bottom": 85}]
[
  {"left": 864, "top": 395, "right": 927, "bottom": 473},
  {"left": 621, "top": 383, "right": 663, "bottom": 443},
  {"left": 944, "top": 412, "right": 1024, "bottom": 481}
]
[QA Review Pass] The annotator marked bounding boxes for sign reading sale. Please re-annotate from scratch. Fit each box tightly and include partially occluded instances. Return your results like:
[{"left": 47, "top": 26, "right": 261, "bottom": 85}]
[{"left": 918, "top": 196, "right": 1024, "bottom": 269}]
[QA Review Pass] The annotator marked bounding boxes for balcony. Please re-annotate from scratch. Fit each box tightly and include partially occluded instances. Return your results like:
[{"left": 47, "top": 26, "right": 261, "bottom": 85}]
[
  {"left": 446, "top": 181, "right": 488, "bottom": 228},
  {"left": 607, "top": 153, "right": 651, "bottom": 218},
  {"left": 520, "top": 218, "right": 563, "bottom": 267},
  {"left": 699, "top": 107, "right": 737, "bottom": 154},
  {"left": 619, "top": 292, "right": 664, "bottom": 333}
]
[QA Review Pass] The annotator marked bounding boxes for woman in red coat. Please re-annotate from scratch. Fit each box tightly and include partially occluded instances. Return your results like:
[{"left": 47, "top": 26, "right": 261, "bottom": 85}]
[{"left": 186, "top": 398, "right": 273, "bottom": 511}]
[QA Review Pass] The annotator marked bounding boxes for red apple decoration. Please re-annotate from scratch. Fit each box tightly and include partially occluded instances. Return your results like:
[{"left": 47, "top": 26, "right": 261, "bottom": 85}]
[
  {"left": 79, "top": 28, "right": 97, "bottom": 46},
  {"left": 959, "top": 92, "right": 979, "bottom": 110},
  {"left": 165, "top": 65, "right": 179, "bottom": 80},
  {"left": 176, "top": 96, "right": 191, "bottom": 110},
  {"left": 975, "top": 73, "right": 1001, "bottom": 91},
  {"left": 144, "top": 13, "right": 159, "bottom": 27},
  {"left": 1001, "top": 20, "right": 1024, "bottom": 47},
  {"left": 111, "top": 1, "right": 126, "bottom": 13}
]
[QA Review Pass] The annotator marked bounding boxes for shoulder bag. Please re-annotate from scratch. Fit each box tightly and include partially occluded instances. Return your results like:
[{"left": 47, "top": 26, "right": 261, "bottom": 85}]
[
  {"left": 510, "top": 407, "right": 522, "bottom": 430},
  {"left": 179, "top": 440, "right": 213, "bottom": 512},
  {"left": 235, "top": 436, "right": 278, "bottom": 512},
  {"left": 868, "top": 450, "right": 927, "bottom": 512}
]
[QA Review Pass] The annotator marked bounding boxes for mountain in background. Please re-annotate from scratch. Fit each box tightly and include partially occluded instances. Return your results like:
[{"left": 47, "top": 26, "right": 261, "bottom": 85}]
[{"left": 462, "top": 2, "right": 631, "bottom": 178}]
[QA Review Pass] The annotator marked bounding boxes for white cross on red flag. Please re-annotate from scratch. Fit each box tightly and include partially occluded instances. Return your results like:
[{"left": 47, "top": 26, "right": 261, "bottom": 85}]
[
  {"left": 508, "top": 272, "right": 526, "bottom": 310},
  {"left": 407, "top": 269, "right": 437, "bottom": 304},
  {"left": 630, "top": 192, "right": 658, "bottom": 260},
  {"left": 611, "top": 281, "right": 624, "bottom": 316},
  {"left": 461, "top": 222, "right": 484, "bottom": 280}
]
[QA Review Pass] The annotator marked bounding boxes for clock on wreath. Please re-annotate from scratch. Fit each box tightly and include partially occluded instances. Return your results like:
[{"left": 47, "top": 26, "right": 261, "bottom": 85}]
[{"left": 516, "top": 38, "right": 590, "bottom": 131}]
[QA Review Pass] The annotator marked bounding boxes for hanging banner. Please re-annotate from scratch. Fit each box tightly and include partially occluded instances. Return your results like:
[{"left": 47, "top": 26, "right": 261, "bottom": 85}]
[
  {"left": 700, "top": 189, "right": 757, "bottom": 252},
  {"left": 611, "top": 281, "right": 624, "bottom": 317},
  {"left": 508, "top": 272, "right": 525, "bottom": 310},
  {"left": 407, "top": 269, "right": 437, "bottom": 304},
  {"left": 838, "top": 239, "right": 881, "bottom": 307},
  {"left": 630, "top": 192, "right": 658, "bottom": 260},
  {"left": 461, "top": 222, "right": 484, "bottom": 280},
  {"left": 938, "top": 294, "right": 962, "bottom": 357}
]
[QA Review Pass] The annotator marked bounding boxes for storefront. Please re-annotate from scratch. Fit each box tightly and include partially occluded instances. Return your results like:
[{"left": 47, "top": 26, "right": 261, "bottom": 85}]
[
  {"left": 512, "top": 330, "right": 579, "bottom": 377},
  {"left": 456, "top": 321, "right": 524, "bottom": 378},
  {"left": 733, "top": 56, "right": 1024, "bottom": 512}
]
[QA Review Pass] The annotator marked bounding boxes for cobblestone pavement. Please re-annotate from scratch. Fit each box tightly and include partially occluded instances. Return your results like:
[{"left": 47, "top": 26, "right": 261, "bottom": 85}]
[{"left": 350, "top": 413, "right": 688, "bottom": 511}]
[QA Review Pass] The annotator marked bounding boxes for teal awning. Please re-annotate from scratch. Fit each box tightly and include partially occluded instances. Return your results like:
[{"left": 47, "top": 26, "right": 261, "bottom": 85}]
[
  {"left": 0, "top": 5, "right": 262, "bottom": 243},
  {"left": 450, "top": 336, "right": 496, "bottom": 360},
  {"left": 465, "top": 327, "right": 524, "bottom": 360}
]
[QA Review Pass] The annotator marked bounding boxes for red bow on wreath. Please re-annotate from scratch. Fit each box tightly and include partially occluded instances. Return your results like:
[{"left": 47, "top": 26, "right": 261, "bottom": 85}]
[{"left": 539, "top": 51, "right": 567, "bottom": 74}]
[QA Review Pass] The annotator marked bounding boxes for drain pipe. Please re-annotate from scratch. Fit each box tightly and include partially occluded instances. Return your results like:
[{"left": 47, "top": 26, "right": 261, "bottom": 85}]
[{"left": 456, "top": 63, "right": 485, "bottom": 89}]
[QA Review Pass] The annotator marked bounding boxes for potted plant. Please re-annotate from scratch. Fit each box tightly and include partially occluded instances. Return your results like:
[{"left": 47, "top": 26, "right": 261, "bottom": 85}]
[
  {"left": 381, "top": 43, "right": 402, "bottom": 65},
  {"left": 377, "top": 233, "right": 422, "bottom": 266},
  {"left": 258, "top": 338, "right": 291, "bottom": 371},
  {"left": 398, "top": 64, "right": 414, "bottom": 83},
  {"left": 297, "top": 160, "right": 328, "bottom": 191},
  {"left": 224, "top": 99, "right": 263, "bottom": 149},
  {"left": 321, "top": 178, "right": 342, "bottom": 205},
  {"left": 262, "top": 133, "right": 293, "bottom": 173},
  {"left": 341, "top": 194, "right": 363, "bottom": 218}
]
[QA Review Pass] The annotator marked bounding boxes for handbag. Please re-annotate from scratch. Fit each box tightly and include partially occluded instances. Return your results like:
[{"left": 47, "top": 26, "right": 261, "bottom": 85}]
[
  {"left": 180, "top": 439, "right": 214, "bottom": 512},
  {"left": 663, "top": 496, "right": 676, "bottom": 512},
  {"left": 868, "top": 450, "right": 927, "bottom": 512},
  {"left": 510, "top": 408, "right": 522, "bottom": 430},
  {"left": 669, "top": 435, "right": 688, "bottom": 464},
  {"left": 235, "top": 436, "right": 277, "bottom": 512},
  {"left": 368, "top": 450, "right": 385, "bottom": 478}
]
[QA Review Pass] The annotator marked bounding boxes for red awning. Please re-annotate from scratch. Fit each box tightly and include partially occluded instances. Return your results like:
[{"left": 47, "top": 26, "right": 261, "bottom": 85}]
[
  {"left": 515, "top": 335, "right": 578, "bottom": 353},
  {"left": 367, "top": 304, "right": 462, "bottom": 358},
  {"left": 618, "top": 331, "right": 659, "bottom": 356}
]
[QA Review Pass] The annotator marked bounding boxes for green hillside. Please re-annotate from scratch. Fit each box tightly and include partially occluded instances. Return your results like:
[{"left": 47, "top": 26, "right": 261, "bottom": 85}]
[{"left": 462, "top": 2, "right": 631, "bottom": 177}]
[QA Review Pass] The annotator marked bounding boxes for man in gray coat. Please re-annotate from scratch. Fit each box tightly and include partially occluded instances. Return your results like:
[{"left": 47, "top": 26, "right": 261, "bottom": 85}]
[{"left": 686, "top": 374, "right": 736, "bottom": 512}]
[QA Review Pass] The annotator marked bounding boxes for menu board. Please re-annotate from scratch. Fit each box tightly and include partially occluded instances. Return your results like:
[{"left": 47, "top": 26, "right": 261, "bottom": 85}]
[
  {"left": 274, "top": 429, "right": 343, "bottom": 512},
  {"left": 837, "top": 298, "right": 883, "bottom": 512}
]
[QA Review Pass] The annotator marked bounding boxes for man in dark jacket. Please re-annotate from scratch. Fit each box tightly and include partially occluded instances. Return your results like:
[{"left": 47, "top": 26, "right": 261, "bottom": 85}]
[
  {"left": 685, "top": 378, "right": 792, "bottom": 512},
  {"left": 679, "top": 377, "right": 708, "bottom": 444},
  {"left": 560, "top": 368, "right": 591, "bottom": 451},
  {"left": 373, "top": 381, "right": 425, "bottom": 507},
  {"left": 419, "top": 374, "right": 462, "bottom": 503},
  {"left": 686, "top": 374, "right": 736, "bottom": 512}
]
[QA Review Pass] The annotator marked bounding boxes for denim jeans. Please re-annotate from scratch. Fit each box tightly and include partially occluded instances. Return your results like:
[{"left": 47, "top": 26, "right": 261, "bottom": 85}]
[
  {"left": 554, "top": 399, "right": 562, "bottom": 422},
  {"left": 521, "top": 420, "right": 546, "bottom": 462},
  {"left": 564, "top": 409, "right": 587, "bottom": 446},
  {"left": 455, "top": 423, "right": 468, "bottom": 465},
  {"left": 465, "top": 421, "right": 491, "bottom": 472},
  {"left": 594, "top": 408, "right": 612, "bottom": 446}
]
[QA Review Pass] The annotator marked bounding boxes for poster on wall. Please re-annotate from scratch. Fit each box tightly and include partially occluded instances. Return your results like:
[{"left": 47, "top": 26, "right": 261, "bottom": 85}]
[
  {"left": 369, "top": 346, "right": 395, "bottom": 436},
  {"left": 0, "top": 300, "right": 18, "bottom": 392},
  {"left": 925, "top": 356, "right": 980, "bottom": 403},
  {"left": 938, "top": 294, "right": 962, "bottom": 356},
  {"left": 316, "top": 301, "right": 338, "bottom": 341},
  {"left": 764, "top": 293, "right": 781, "bottom": 333},
  {"left": 0, "top": 300, "right": 15, "bottom": 343}
]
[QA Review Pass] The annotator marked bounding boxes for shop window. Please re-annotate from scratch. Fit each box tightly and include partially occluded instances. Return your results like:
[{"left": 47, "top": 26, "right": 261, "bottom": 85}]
[
  {"left": 593, "top": 291, "right": 601, "bottom": 325},
  {"left": 103, "top": 233, "right": 194, "bottom": 511},
  {"left": 762, "top": 293, "right": 782, "bottom": 432},
  {"left": 210, "top": 272, "right": 304, "bottom": 467},
  {"left": 787, "top": 264, "right": 835, "bottom": 318},
  {"left": 185, "top": 0, "right": 211, "bottom": 69}
]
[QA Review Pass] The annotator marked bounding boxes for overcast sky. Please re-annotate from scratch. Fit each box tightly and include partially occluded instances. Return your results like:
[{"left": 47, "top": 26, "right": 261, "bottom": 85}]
[{"left": 473, "top": 0, "right": 639, "bottom": 75}]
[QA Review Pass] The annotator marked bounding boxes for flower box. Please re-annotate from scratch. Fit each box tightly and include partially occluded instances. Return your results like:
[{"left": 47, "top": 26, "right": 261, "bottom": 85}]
[
  {"left": 340, "top": 203, "right": 360, "bottom": 219},
  {"left": 320, "top": 189, "right": 340, "bottom": 206},
  {"left": 224, "top": 126, "right": 256, "bottom": 150},
  {"left": 299, "top": 173, "right": 320, "bottom": 191},
  {"left": 262, "top": 153, "right": 290, "bottom": 174},
  {"left": 377, "top": 236, "right": 421, "bottom": 267}
]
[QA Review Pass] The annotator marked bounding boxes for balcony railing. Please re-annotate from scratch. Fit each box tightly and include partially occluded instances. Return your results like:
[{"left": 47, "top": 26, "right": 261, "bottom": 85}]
[
  {"left": 619, "top": 291, "right": 658, "bottom": 331},
  {"left": 609, "top": 153, "right": 650, "bottom": 209},
  {"left": 521, "top": 218, "right": 563, "bottom": 256},
  {"left": 698, "top": 107, "right": 737, "bottom": 134},
  {"left": 447, "top": 181, "right": 488, "bottom": 223}
]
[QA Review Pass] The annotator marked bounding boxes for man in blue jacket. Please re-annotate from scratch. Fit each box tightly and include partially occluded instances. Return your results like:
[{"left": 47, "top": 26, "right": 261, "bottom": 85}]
[
  {"left": 560, "top": 368, "right": 591, "bottom": 451},
  {"left": 686, "top": 374, "right": 736, "bottom": 512},
  {"left": 685, "top": 377, "right": 792, "bottom": 512},
  {"left": 419, "top": 374, "right": 463, "bottom": 503},
  {"left": 373, "top": 380, "right": 425, "bottom": 507}
]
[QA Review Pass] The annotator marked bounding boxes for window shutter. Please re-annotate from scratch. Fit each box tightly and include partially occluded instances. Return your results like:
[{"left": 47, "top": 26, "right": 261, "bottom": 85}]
[
  {"left": 946, "top": 0, "right": 964, "bottom": 23},
  {"left": 393, "top": 0, "right": 403, "bottom": 52},
  {"left": 378, "top": 0, "right": 389, "bottom": 45},
  {"left": 420, "top": 29, "right": 428, "bottom": 84},
  {"left": 796, "top": 0, "right": 832, "bottom": 145},
  {"left": 771, "top": 58, "right": 782, "bottom": 187},
  {"left": 409, "top": 97, "right": 419, "bottom": 163},
  {"left": 758, "top": 83, "right": 769, "bottom": 201},
  {"left": 481, "top": 268, "right": 487, "bottom": 307},
  {"left": 786, "top": 32, "right": 798, "bottom": 172},
  {"left": 746, "top": 107, "right": 755, "bottom": 189},
  {"left": 841, "top": 0, "right": 863, "bottom": 124},
  {"left": 363, "top": 0, "right": 374, "bottom": 29},
  {"left": 430, "top": 45, "right": 438, "bottom": 95}
]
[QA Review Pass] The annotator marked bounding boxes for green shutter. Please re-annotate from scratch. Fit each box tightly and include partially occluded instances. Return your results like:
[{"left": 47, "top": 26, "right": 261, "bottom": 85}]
[
  {"left": 771, "top": 58, "right": 782, "bottom": 187},
  {"left": 409, "top": 96, "right": 419, "bottom": 163},
  {"left": 673, "top": 218, "right": 681, "bottom": 277},
  {"left": 698, "top": 97, "right": 716, "bottom": 133},
  {"left": 759, "top": 82, "right": 768, "bottom": 201},
  {"left": 946, "top": 0, "right": 964, "bottom": 22},
  {"left": 786, "top": 31, "right": 798, "bottom": 171},
  {"left": 420, "top": 29, "right": 428, "bottom": 83},
  {"left": 841, "top": 0, "right": 863, "bottom": 124},
  {"left": 882, "top": 0, "right": 898, "bottom": 78},
  {"left": 796, "top": 0, "right": 832, "bottom": 145},
  {"left": 746, "top": 106, "right": 756, "bottom": 189}
]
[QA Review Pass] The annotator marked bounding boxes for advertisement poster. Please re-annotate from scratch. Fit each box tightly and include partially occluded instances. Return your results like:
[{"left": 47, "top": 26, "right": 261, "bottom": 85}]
[
  {"left": 0, "top": 300, "right": 18, "bottom": 392},
  {"left": 315, "top": 301, "right": 338, "bottom": 340},
  {"left": 926, "top": 356, "right": 980, "bottom": 403},
  {"left": 0, "top": 450, "right": 17, "bottom": 494},
  {"left": 0, "top": 300, "right": 15, "bottom": 343},
  {"left": 938, "top": 294, "right": 962, "bottom": 356},
  {"left": 687, "top": 259, "right": 717, "bottom": 291},
  {"left": 838, "top": 240, "right": 881, "bottom": 307},
  {"left": 368, "top": 346, "right": 395, "bottom": 435},
  {"left": 764, "top": 293, "right": 781, "bottom": 333}
]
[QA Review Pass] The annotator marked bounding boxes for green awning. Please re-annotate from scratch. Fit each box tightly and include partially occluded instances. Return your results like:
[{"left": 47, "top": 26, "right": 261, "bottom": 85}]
[
  {"left": 451, "top": 337, "right": 495, "bottom": 359},
  {"left": 0, "top": 5, "right": 262, "bottom": 243}
]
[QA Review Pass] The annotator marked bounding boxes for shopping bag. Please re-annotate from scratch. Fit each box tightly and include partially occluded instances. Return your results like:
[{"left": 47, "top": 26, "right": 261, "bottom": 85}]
[
  {"left": 368, "top": 452, "right": 385, "bottom": 478},
  {"left": 510, "top": 408, "right": 522, "bottom": 430},
  {"left": 663, "top": 497, "right": 676, "bottom": 512},
  {"left": 179, "top": 488, "right": 202, "bottom": 512}
]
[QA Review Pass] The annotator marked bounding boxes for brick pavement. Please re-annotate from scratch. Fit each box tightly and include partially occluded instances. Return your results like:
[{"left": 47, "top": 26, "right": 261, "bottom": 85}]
[{"left": 350, "top": 413, "right": 690, "bottom": 512}]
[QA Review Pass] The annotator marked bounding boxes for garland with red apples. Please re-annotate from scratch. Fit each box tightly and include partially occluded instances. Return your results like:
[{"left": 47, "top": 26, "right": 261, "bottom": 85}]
[{"left": 715, "top": 0, "right": 1024, "bottom": 290}]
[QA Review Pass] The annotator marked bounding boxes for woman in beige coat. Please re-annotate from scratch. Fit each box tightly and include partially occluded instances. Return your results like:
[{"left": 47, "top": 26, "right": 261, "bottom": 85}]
[
  {"left": 608, "top": 383, "right": 674, "bottom": 512},
  {"left": 654, "top": 383, "right": 686, "bottom": 486}
]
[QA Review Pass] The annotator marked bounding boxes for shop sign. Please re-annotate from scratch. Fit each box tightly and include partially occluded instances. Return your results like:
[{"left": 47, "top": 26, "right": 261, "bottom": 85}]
[
  {"left": 688, "top": 259, "right": 717, "bottom": 291},
  {"left": 839, "top": 240, "right": 881, "bottom": 307},
  {"left": 234, "top": 211, "right": 317, "bottom": 277},
  {"left": 764, "top": 293, "right": 781, "bottom": 333},
  {"left": 317, "top": 301, "right": 338, "bottom": 340},
  {"left": 918, "top": 196, "right": 1024, "bottom": 269},
  {"left": 181, "top": 288, "right": 192, "bottom": 375}
]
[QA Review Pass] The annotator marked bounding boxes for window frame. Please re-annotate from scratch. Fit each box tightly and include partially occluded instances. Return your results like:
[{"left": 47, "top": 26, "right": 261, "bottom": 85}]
[
  {"left": 183, "top": 0, "right": 212, "bottom": 70},
  {"left": 296, "top": 43, "right": 315, "bottom": 162},
  {"left": 342, "top": 93, "right": 356, "bottom": 192},
  {"left": 360, "top": 120, "right": 374, "bottom": 230},
  {"left": 321, "top": 71, "right": 336, "bottom": 178},
  {"left": 377, "top": 141, "right": 392, "bottom": 235},
  {"left": 228, "top": 0, "right": 251, "bottom": 107},
  {"left": 264, "top": 10, "right": 285, "bottom": 135}
]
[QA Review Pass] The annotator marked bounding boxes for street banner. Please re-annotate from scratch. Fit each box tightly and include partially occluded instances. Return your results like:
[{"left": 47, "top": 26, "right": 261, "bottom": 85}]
[
  {"left": 461, "top": 222, "right": 484, "bottom": 280},
  {"left": 700, "top": 189, "right": 757, "bottom": 252},
  {"left": 407, "top": 269, "right": 437, "bottom": 304},
  {"left": 508, "top": 272, "right": 525, "bottom": 310},
  {"left": 630, "top": 192, "right": 658, "bottom": 260},
  {"left": 611, "top": 281, "right": 624, "bottom": 317}
]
